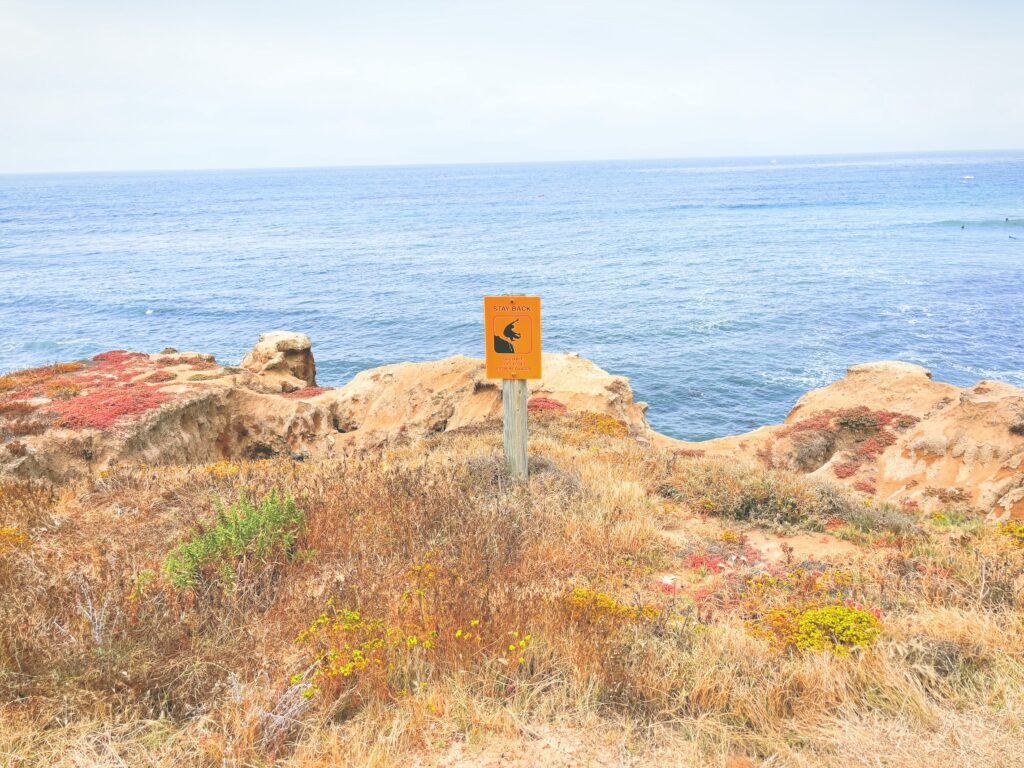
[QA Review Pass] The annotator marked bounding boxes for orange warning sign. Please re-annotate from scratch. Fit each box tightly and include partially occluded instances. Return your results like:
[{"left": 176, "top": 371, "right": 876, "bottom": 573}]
[{"left": 484, "top": 295, "right": 542, "bottom": 379}]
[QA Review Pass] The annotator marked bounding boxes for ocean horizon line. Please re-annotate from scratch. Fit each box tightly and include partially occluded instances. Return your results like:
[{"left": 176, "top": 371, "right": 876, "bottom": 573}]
[{"left": 3, "top": 146, "right": 1023, "bottom": 179}]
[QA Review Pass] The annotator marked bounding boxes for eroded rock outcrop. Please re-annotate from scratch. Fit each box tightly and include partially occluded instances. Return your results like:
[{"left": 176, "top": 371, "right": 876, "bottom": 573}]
[
  {"left": 330, "top": 352, "right": 652, "bottom": 446},
  {"left": 241, "top": 331, "right": 317, "bottom": 392},
  {"left": 2, "top": 337, "right": 1022, "bottom": 519},
  {"left": 666, "top": 361, "right": 1024, "bottom": 520},
  {"left": 0, "top": 338, "right": 650, "bottom": 483}
]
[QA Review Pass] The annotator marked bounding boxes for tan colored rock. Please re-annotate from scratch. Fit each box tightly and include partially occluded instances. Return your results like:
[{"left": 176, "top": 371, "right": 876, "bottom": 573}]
[
  {"left": 0, "top": 342, "right": 651, "bottom": 483},
  {"left": 531, "top": 352, "right": 651, "bottom": 436},
  {"left": 2, "top": 339, "right": 1022, "bottom": 520},
  {"left": 660, "top": 362, "right": 1024, "bottom": 518},
  {"left": 241, "top": 331, "right": 316, "bottom": 392},
  {"left": 327, "top": 352, "right": 653, "bottom": 448}
]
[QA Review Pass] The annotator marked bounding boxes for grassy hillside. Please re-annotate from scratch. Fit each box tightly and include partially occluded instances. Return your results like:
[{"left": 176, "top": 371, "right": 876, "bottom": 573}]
[{"left": 2, "top": 412, "right": 1022, "bottom": 767}]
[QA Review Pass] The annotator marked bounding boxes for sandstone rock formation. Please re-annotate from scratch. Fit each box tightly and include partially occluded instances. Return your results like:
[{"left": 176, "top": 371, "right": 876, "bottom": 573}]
[
  {"left": 330, "top": 352, "right": 652, "bottom": 446},
  {"left": 0, "top": 339, "right": 650, "bottom": 483},
  {"left": 240, "top": 331, "right": 317, "bottom": 392},
  {"left": 2, "top": 336, "right": 1022, "bottom": 520},
  {"left": 666, "top": 361, "right": 1024, "bottom": 520}
]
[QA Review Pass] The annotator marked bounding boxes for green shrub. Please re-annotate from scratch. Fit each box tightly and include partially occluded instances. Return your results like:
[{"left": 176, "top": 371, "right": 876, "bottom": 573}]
[
  {"left": 162, "top": 490, "right": 304, "bottom": 589},
  {"left": 928, "top": 508, "right": 973, "bottom": 528},
  {"left": 999, "top": 520, "right": 1024, "bottom": 549},
  {"left": 669, "top": 459, "right": 847, "bottom": 528},
  {"left": 793, "top": 605, "right": 881, "bottom": 655},
  {"left": 743, "top": 567, "right": 881, "bottom": 656},
  {"left": 839, "top": 500, "right": 918, "bottom": 536}
]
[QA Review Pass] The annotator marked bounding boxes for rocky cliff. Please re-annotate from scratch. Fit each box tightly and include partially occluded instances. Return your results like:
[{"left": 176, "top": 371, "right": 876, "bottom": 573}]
[
  {"left": 669, "top": 361, "right": 1024, "bottom": 521},
  {"left": 1, "top": 334, "right": 1022, "bottom": 518},
  {"left": 0, "top": 334, "right": 650, "bottom": 484}
]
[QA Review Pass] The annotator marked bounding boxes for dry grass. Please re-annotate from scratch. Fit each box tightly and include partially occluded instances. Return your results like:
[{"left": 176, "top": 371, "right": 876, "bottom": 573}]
[{"left": 1, "top": 412, "right": 1022, "bottom": 767}]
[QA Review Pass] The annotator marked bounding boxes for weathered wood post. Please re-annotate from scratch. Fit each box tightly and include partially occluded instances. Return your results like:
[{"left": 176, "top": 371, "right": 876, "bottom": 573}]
[
  {"left": 484, "top": 295, "right": 542, "bottom": 481},
  {"left": 502, "top": 378, "right": 529, "bottom": 479}
]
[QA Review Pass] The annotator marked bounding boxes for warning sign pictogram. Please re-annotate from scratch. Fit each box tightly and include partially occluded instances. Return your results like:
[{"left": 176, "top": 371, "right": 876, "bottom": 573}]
[{"left": 484, "top": 296, "right": 541, "bottom": 379}]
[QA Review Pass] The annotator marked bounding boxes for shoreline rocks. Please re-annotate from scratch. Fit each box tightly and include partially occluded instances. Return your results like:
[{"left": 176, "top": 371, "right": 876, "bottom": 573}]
[
  {"left": 0, "top": 335, "right": 652, "bottom": 484},
  {"left": 1, "top": 334, "right": 1022, "bottom": 519},
  {"left": 666, "top": 361, "right": 1024, "bottom": 520}
]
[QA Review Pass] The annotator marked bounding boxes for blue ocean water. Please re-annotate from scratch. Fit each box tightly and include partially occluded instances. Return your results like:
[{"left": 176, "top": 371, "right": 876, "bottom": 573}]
[{"left": 1, "top": 152, "right": 1022, "bottom": 440}]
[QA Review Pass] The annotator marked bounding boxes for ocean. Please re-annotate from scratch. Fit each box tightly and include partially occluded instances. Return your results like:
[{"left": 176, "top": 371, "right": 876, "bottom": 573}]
[{"left": 1, "top": 151, "right": 1022, "bottom": 440}]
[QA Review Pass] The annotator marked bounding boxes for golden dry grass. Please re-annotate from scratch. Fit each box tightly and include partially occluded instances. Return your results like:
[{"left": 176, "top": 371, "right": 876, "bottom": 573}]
[{"left": 1, "top": 412, "right": 1022, "bottom": 767}]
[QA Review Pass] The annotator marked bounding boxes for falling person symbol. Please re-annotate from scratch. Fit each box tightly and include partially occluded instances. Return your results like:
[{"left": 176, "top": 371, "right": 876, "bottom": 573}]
[{"left": 493, "top": 320, "right": 521, "bottom": 353}]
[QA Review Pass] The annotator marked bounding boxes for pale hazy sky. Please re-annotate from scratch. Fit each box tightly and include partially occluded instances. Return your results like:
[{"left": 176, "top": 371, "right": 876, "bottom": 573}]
[{"left": 2, "top": 0, "right": 1022, "bottom": 173}]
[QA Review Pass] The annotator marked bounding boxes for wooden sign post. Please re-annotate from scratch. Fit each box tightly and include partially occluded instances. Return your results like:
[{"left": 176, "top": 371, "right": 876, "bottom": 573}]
[{"left": 484, "top": 295, "right": 541, "bottom": 480}]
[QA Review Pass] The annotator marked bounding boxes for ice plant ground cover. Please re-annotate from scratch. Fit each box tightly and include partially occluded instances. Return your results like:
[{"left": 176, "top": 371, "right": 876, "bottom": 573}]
[
  {"left": 0, "top": 351, "right": 227, "bottom": 437},
  {"left": 0, "top": 411, "right": 1022, "bottom": 767}
]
